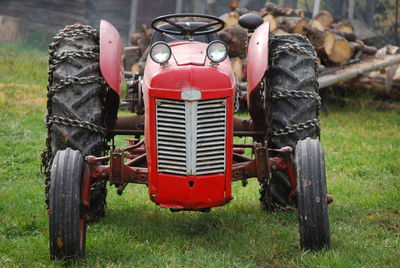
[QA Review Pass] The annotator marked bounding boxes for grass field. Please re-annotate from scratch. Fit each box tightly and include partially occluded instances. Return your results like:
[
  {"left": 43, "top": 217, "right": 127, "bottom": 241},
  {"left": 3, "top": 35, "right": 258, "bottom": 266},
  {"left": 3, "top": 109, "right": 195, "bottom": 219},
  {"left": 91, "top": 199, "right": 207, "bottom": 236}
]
[{"left": 0, "top": 42, "right": 399, "bottom": 267}]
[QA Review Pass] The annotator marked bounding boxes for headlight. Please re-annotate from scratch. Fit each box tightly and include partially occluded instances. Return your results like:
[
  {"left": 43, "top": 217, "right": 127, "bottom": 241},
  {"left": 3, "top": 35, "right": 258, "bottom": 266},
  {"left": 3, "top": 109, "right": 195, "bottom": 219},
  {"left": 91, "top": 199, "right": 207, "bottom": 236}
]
[
  {"left": 206, "top": 41, "right": 228, "bottom": 63},
  {"left": 150, "top": 42, "right": 171, "bottom": 65}
]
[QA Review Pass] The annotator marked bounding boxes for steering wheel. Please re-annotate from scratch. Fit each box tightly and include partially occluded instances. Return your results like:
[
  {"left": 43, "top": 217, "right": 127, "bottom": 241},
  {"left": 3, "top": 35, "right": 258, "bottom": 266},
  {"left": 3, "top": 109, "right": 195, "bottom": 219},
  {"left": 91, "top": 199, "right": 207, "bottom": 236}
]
[{"left": 151, "top": 13, "right": 225, "bottom": 36}]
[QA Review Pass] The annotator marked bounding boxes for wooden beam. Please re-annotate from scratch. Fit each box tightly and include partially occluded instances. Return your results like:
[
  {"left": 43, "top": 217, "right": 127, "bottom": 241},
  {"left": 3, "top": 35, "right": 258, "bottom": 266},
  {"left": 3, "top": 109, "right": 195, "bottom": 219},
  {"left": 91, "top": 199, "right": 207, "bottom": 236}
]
[{"left": 318, "top": 55, "right": 400, "bottom": 88}]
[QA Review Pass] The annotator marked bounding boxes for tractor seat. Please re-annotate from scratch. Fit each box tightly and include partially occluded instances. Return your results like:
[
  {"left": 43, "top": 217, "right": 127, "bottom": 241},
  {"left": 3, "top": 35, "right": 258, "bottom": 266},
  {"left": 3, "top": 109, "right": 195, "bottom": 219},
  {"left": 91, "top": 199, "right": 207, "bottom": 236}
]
[{"left": 151, "top": 22, "right": 219, "bottom": 44}]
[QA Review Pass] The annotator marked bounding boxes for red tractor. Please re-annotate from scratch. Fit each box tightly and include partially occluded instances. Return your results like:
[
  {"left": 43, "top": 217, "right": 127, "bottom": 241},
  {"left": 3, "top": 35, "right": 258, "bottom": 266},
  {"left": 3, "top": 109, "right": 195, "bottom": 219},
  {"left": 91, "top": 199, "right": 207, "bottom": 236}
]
[{"left": 42, "top": 13, "right": 331, "bottom": 260}]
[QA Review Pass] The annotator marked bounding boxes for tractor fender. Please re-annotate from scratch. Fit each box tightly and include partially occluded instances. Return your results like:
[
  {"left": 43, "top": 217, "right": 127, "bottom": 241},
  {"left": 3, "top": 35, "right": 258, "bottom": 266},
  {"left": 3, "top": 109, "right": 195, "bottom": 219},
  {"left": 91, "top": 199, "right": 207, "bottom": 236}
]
[
  {"left": 100, "top": 20, "right": 123, "bottom": 95},
  {"left": 246, "top": 22, "right": 270, "bottom": 100}
]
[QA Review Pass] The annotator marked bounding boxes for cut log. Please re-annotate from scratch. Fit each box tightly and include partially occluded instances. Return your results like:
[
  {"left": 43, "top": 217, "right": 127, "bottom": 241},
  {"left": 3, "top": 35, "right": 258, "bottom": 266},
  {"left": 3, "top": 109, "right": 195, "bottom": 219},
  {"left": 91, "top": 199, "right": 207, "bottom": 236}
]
[
  {"left": 261, "top": 2, "right": 304, "bottom": 17},
  {"left": 304, "top": 26, "right": 352, "bottom": 65},
  {"left": 328, "top": 35, "right": 352, "bottom": 64},
  {"left": 303, "top": 25, "right": 335, "bottom": 55},
  {"left": 123, "top": 46, "right": 141, "bottom": 71},
  {"left": 330, "top": 30, "right": 357, "bottom": 42},
  {"left": 272, "top": 29, "right": 289, "bottom": 36},
  {"left": 230, "top": 0, "right": 239, "bottom": 10},
  {"left": 218, "top": 25, "right": 247, "bottom": 57},
  {"left": 131, "top": 63, "right": 140, "bottom": 75},
  {"left": 129, "top": 32, "right": 141, "bottom": 46},
  {"left": 230, "top": 57, "right": 243, "bottom": 81},
  {"left": 313, "top": 10, "right": 334, "bottom": 28},
  {"left": 361, "top": 44, "right": 378, "bottom": 55},
  {"left": 276, "top": 16, "right": 307, "bottom": 35},
  {"left": 220, "top": 11, "right": 239, "bottom": 27},
  {"left": 262, "top": 14, "right": 279, "bottom": 32},
  {"left": 376, "top": 45, "right": 400, "bottom": 56},
  {"left": 0, "top": 15, "right": 26, "bottom": 42},
  {"left": 308, "top": 19, "right": 325, "bottom": 31},
  {"left": 334, "top": 21, "right": 354, "bottom": 34}
]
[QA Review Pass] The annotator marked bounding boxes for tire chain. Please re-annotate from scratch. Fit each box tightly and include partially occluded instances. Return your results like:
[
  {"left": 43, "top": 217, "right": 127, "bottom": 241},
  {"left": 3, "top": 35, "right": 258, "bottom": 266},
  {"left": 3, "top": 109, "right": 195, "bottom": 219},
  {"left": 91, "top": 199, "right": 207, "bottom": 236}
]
[
  {"left": 269, "top": 34, "right": 321, "bottom": 137},
  {"left": 273, "top": 118, "right": 321, "bottom": 136},
  {"left": 271, "top": 90, "right": 321, "bottom": 109},
  {"left": 49, "top": 50, "right": 99, "bottom": 73},
  {"left": 48, "top": 75, "right": 104, "bottom": 94},
  {"left": 41, "top": 24, "right": 106, "bottom": 209},
  {"left": 47, "top": 115, "right": 106, "bottom": 135}
]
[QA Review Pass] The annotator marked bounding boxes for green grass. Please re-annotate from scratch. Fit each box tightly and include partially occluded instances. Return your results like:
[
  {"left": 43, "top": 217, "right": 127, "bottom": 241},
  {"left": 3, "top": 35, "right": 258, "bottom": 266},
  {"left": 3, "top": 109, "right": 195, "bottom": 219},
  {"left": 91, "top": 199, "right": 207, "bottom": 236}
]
[{"left": 0, "top": 42, "right": 399, "bottom": 267}]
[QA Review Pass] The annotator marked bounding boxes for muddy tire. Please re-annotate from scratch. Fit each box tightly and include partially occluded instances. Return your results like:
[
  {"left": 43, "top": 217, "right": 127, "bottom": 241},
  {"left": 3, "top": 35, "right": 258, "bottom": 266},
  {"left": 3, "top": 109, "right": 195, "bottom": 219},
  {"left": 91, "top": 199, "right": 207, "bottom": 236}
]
[
  {"left": 296, "top": 138, "right": 330, "bottom": 250},
  {"left": 260, "top": 34, "right": 320, "bottom": 211},
  {"left": 47, "top": 25, "right": 108, "bottom": 221},
  {"left": 49, "top": 148, "right": 86, "bottom": 260}
]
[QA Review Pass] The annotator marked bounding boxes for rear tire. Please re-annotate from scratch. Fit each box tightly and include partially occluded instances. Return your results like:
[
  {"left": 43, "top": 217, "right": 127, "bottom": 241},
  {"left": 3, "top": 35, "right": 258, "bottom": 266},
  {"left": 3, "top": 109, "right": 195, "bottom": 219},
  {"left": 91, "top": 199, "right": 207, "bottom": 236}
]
[
  {"left": 260, "top": 34, "right": 320, "bottom": 211},
  {"left": 296, "top": 138, "right": 330, "bottom": 250},
  {"left": 46, "top": 24, "right": 111, "bottom": 221},
  {"left": 49, "top": 148, "right": 86, "bottom": 260}
]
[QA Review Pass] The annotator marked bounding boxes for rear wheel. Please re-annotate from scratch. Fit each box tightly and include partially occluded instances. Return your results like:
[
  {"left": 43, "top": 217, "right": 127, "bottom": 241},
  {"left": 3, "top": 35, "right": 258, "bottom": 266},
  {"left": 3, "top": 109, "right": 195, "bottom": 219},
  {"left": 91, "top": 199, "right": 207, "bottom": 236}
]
[
  {"left": 44, "top": 24, "right": 114, "bottom": 221},
  {"left": 296, "top": 138, "right": 330, "bottom": 250},
  {"left": 49, "top": 148, "right": 86, "bottom": 260},
  {"left": 260, "top": 34, "right": 321, "bottom": 211}
]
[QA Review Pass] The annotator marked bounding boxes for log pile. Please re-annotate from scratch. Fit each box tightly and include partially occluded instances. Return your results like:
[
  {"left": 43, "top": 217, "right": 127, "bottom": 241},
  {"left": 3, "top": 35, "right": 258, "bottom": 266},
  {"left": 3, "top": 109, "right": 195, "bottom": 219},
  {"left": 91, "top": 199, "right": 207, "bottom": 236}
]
[{"left": 220, "top": 1, "right": 378, "bottom": 68}]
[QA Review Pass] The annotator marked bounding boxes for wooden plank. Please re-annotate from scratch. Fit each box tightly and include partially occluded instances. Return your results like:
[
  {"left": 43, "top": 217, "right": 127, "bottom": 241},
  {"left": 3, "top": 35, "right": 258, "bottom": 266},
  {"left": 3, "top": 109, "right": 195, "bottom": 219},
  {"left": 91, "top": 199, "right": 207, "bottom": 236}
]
[{"left": 318, "top": 54, "right": 400, "bottom": 89}]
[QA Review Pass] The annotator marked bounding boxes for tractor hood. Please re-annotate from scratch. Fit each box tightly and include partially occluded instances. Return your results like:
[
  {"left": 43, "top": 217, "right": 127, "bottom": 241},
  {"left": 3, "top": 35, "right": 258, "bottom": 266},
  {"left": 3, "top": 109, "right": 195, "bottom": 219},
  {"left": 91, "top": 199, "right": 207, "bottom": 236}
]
[
  {"left": 171, "top": 42, "right": 206, "bottom": 66},
  {"left": 143, "top": 41, "right": 235, "bottom": 92}
]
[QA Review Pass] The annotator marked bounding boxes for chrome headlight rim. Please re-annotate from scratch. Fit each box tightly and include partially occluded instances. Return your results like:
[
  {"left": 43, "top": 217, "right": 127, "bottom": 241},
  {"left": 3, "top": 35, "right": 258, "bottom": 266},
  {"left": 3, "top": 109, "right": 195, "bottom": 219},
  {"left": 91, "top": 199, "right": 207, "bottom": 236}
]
[
  {"left": 150, "top": 41, "right": 172, "bottom": 65},
  {"left": 206, "top": 40, "right": 228, "bottom": 64}
]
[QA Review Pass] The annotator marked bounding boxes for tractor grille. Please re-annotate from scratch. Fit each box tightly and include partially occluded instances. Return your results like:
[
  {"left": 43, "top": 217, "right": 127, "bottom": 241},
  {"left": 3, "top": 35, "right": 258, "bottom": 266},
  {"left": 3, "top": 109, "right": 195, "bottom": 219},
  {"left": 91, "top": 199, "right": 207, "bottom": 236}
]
[{"left": 156, "top": 98, "right": 226, "bottom": 176}]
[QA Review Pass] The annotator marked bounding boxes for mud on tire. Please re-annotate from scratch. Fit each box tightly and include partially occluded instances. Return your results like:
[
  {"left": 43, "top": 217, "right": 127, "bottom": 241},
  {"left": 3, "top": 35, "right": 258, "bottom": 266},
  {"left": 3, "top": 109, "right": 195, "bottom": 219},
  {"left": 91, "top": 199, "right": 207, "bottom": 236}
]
[
  {"left": 260, "top": 34, "right": 321, "bottom": 211},
  {"left": 45, "top": 24, "right": 109, "bottom": 221}
]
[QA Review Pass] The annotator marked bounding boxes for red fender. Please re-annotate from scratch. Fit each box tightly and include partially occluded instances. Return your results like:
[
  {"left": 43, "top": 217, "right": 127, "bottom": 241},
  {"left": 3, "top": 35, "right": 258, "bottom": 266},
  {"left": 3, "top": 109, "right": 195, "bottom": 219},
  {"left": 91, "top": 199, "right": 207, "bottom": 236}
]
[
  {"left": 100, "top": 20, "right": 123, "bottom": 95},
  {"left": 246, "top": 22, "right": 270, "bottom": 103}
]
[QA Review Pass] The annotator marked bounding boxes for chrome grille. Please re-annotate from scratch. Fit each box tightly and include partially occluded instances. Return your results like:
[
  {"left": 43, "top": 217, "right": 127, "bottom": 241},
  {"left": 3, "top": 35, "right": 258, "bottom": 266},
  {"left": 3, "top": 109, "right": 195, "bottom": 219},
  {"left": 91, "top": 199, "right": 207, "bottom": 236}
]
[
  {"left": 196, "top": 99, "right": 226, "bottom": 175},
  {"left": 156, "top": 99, "right": 187, "bottom": 175},
  {"left": 156, "top": 98, "right": 226, "bottom": 176}
]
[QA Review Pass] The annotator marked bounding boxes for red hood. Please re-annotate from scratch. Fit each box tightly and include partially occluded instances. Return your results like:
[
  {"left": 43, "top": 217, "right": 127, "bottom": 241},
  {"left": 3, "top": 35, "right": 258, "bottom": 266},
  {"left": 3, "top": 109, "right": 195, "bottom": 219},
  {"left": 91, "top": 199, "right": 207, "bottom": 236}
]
[
  {"left": 171, "top": 41, "right": 207, "bottom": 66},
  {"left": 143, "top": 41, "right": 235, "bottom": 92}
]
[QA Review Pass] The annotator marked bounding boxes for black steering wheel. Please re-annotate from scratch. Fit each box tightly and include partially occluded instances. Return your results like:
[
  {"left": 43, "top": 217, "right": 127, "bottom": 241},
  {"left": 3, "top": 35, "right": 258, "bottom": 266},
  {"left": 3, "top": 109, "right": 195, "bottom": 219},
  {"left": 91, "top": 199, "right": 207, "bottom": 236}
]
[{"left": 151, "top": 13, "right": 225, "bottom": 36}]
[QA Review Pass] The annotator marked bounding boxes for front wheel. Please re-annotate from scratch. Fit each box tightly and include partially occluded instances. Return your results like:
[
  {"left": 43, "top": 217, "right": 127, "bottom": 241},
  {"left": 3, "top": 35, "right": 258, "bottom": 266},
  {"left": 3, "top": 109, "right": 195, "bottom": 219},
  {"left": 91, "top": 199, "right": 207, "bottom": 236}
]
[
  {"left": 49, "top": 148, "right": 86, "bottom": 260},
  {"left": 296, "top": 138, "right": 330, "bottom": 250}
]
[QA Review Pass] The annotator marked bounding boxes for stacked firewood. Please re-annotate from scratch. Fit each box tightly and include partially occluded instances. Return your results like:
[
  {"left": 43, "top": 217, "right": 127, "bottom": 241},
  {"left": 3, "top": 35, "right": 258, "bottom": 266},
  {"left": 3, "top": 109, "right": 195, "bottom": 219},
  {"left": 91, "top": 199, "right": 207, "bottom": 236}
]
[
  {"left": 124, "top": 24, "right": 153, "bottom": 75},
  {"left": 220, "top": 1, "right": 378, "bottom": 68}
]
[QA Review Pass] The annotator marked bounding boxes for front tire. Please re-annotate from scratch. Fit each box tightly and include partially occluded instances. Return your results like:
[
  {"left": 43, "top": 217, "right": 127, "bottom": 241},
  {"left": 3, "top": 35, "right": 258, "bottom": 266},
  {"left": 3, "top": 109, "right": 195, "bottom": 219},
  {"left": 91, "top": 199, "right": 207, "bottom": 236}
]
[
  {"left": 49, "top": 148, "right": 86, "bottom": 260},
  {"left": 296, "top": 138, "right": 330, "bottom": 250}
]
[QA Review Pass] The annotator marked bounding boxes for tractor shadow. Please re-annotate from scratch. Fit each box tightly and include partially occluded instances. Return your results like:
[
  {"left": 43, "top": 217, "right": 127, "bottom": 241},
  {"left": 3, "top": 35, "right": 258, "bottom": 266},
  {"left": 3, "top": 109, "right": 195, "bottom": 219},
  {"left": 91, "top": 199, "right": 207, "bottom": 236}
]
[{"left": 92, "top": 196, "right": 299, "bottom": 260}]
